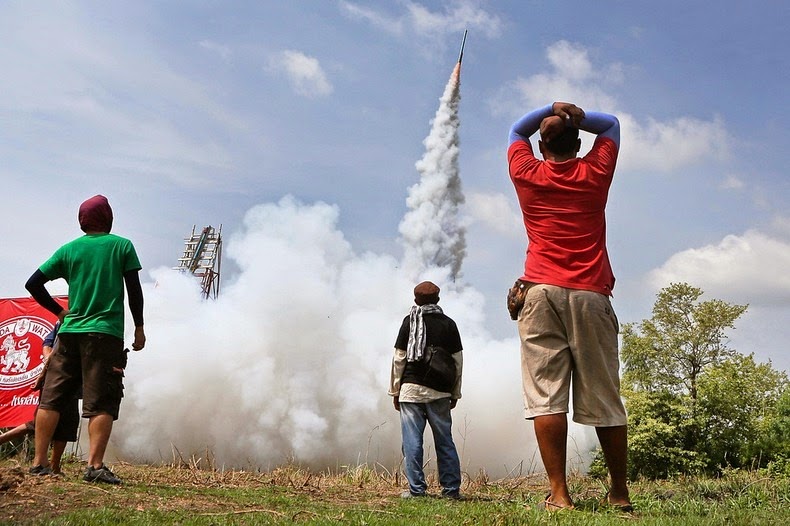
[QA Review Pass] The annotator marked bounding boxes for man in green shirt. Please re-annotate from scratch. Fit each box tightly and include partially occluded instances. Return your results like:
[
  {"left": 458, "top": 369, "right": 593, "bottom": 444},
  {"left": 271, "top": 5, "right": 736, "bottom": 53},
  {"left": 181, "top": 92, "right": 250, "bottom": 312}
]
[{"left": 25, "top": 195, "right": 146, "bottom": 484}]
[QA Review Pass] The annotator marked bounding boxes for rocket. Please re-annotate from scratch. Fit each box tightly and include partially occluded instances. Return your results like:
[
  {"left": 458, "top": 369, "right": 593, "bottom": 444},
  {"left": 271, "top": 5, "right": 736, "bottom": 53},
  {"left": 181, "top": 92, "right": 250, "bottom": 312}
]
[{"left": 457, "top": 29, "right": 467, "bottom": 64}]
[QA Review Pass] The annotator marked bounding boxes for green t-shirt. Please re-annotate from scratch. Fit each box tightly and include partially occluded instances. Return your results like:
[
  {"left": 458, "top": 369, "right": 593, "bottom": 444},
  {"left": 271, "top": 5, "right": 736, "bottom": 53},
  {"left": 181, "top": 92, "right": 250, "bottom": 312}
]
[{"left": 39, "top": 233, "right": 142, "bottom": 339}]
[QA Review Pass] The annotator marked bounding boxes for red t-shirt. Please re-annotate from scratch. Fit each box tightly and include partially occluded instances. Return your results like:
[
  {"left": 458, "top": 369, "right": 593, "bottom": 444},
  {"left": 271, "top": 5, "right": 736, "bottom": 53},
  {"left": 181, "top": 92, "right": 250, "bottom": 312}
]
[{"left": 508, "top": 137, "right": 618, "bottom": 295}]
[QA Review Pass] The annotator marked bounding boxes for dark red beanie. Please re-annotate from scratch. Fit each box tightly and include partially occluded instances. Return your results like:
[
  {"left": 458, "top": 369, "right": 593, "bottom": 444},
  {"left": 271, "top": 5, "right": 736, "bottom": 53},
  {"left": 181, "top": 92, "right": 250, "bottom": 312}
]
[
  {"left": 414, "top": 281, "right": 440, "bottom": 306},
  {"left": 78, "top": 195, "right": 113, "bottom": 233}
]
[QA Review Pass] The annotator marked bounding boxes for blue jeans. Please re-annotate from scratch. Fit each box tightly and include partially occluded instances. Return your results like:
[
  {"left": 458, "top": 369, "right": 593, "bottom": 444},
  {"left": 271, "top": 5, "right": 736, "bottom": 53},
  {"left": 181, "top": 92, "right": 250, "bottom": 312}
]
[{"left": 399, "top": 399, "right": 461, "bottom": 496}]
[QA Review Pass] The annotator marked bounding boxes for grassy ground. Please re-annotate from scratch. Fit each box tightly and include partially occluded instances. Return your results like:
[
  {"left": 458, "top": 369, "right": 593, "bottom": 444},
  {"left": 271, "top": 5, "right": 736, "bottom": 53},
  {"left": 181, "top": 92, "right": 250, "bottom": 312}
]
[{"left": 0, "top": 456, "right": 787, "bottom": 525}]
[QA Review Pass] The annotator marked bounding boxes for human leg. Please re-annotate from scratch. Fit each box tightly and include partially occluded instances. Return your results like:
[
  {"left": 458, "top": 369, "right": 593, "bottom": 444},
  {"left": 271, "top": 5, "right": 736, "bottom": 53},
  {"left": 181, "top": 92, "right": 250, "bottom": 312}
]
[
  {"left": 50, "top": 440, "right": 67, "bottom": 474},
  {"left": 596, "top": 425, "right": 631, "bottom": 507},
  {"left": 80, "top": 334, "right": 124, "bottom": 470},
  {"left": 87, "top": 413, "right": 113, "bottom": 468},
  {"left": 0, "top": 423, "right": 33, "bottom": 445},
  {"left": 82, "top": 413, "right": 121, "bottom": 484},
  {"left": 425, "top": 398, "right": 461, "bottom": 496},
  {"left": 34, "top": 333, "right": 81, "bottom": 470},
  {"left": 399, "top": 402, "right": 428, "bottom": 495},
  {"left": 32, "top": 409, "right": 60, "bottom": 469},
  {"left": 518, "top": 285, "right": 574, "bottom": 508},
  {"left": 49, "top": 397, "right": 80, "bottom": 475},
  {"left": 533, "top": 413, "right": 573, "bottom": 508},
  {"left": 566, "top": 291, "right": 627, "bottom": 426},
  {"left": 564, "top": 291, "right": 630, "bottom": 505}
]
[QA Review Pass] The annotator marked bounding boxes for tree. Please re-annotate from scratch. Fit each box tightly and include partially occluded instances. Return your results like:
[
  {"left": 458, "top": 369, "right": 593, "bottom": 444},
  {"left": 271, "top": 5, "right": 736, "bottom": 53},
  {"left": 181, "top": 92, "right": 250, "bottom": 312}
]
[
  {"left": 697, "top": 353, "right": 788, "bottom": 470},
  {"left": 622, "top": 283, "right": 747, "bottom": 400},
  {"left": 617, "top": 282, "right": 787, "bottom": 478}
]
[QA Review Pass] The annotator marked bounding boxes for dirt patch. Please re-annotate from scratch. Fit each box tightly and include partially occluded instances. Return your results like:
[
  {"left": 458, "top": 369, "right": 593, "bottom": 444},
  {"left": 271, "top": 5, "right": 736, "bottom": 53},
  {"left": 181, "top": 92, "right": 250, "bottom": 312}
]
[{"left": 0, "top": 459, "right": 404, "bottom": 524}]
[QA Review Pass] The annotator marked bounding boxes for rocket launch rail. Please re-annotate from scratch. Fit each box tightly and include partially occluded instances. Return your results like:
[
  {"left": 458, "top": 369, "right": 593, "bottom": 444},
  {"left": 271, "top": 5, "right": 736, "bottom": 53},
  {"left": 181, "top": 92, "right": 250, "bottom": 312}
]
[{"left": 174, "top": 224, "right": 223, "bottom": 300}]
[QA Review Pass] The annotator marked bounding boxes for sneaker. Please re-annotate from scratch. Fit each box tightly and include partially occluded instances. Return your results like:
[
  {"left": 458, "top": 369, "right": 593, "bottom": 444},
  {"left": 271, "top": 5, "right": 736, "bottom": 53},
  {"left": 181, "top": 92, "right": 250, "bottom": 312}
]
[
  {"left": 83, "top": 464, "right": 122, "bottom": 485},
  {"left": 400, "top": 490, "right": 427, "bottom": 499},
  {"left": 29, "top": 465, "right": 54, "bottom": 476},
  {"left": 441, "top": 491, "right": 463, "bottom": 500}
]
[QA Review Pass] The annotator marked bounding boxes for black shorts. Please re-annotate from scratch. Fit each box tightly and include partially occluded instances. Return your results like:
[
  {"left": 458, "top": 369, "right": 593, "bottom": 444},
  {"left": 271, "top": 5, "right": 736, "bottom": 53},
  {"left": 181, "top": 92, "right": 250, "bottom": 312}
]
[
  {"left": 39, "top": 333, "right": 125, "bottom": 421},
  {"left": 52, "top": 397, "right": 80, "bottom": 442},
  {"left": 25, "top": 396, "right": 80, "bottom": 442}
]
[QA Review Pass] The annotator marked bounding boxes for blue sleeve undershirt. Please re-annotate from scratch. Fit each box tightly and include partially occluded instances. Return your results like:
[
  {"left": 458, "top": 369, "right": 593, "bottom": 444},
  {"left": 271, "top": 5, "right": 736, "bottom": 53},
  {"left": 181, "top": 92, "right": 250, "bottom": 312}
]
[{"left": 508, "top": 104, "right": 620, "bottom": 148}]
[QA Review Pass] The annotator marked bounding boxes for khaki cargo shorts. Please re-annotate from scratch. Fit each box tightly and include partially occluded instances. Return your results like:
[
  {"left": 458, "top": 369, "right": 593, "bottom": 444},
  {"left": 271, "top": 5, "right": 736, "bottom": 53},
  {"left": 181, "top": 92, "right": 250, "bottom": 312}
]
[{"left": 517, "top": 284, "right": 627, "bottom": 427}]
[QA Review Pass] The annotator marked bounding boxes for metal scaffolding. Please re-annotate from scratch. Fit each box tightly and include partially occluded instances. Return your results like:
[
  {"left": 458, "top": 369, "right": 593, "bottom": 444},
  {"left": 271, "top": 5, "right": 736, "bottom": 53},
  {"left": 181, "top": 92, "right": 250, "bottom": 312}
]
[{"left": 174, "top": 225, "right": 223, "bottom": 300}]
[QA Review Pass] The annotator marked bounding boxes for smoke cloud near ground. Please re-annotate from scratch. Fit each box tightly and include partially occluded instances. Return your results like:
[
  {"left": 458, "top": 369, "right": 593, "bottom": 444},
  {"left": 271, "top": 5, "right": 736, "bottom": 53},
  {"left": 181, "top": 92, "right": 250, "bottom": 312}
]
[{"left": 112, "top": 65, "right": 595, "bottom": 477}]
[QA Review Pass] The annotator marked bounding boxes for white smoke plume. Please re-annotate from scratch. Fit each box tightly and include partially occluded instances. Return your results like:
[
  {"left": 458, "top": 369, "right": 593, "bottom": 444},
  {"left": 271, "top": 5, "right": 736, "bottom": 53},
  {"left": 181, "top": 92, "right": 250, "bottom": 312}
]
[
  {"left": 399, "top": 63, "right": 466, "bottom": 282},
  {"left": 110, "top": 64, "right": 595, "bottom": 478}
]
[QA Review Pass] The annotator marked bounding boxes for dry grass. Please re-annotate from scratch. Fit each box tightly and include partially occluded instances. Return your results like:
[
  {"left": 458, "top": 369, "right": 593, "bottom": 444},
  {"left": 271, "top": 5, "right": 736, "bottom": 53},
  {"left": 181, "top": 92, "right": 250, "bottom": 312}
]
[
  {"left": 0, "top": 454, "right": 548, "bottom": 524},
  {"left": 2, "top": 455, "right": 788, "bottom": 525}
]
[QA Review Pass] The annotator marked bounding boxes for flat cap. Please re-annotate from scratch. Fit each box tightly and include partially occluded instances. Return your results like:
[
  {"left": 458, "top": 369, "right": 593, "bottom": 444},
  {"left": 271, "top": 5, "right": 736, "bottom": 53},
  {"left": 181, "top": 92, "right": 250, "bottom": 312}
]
[{"left": 414, "top": 281, "right": 440, "bottom": 305}]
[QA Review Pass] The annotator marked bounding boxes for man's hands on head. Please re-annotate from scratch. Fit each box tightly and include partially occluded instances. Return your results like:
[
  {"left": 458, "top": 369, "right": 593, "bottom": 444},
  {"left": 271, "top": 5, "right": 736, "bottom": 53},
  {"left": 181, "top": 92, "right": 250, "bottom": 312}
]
[
  {"left": 552, "top": 102, "right": 585, "bottom": 126},
  {"left": 541, "top": 102, "right": 585, "bottom": 143},
  {"left": 540, "top": 116, "right": 567, "bottom": 143}
]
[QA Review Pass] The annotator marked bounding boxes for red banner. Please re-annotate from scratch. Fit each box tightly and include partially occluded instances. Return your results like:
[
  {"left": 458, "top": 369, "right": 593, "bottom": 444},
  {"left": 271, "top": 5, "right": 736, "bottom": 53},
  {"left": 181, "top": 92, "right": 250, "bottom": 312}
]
[{"left": 0, "top": 296, "right": 67, "bottom": 427}]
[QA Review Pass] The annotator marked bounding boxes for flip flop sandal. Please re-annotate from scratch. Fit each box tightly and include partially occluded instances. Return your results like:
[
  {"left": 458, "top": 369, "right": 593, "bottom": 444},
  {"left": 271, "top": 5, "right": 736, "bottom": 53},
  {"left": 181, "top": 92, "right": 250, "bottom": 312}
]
[
  {"left": 603, "top": 491, "right": 634, "bottom": 512},
  {"left": 537, "top": 495, "right": 574, "bottom": 512}
]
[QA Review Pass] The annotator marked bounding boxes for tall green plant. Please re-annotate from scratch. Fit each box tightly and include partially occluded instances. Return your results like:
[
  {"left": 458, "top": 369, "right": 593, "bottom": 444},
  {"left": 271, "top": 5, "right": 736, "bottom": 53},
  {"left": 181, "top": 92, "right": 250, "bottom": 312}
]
[{"left": 618, "top": 282, "right": 787, "bottom": 478}]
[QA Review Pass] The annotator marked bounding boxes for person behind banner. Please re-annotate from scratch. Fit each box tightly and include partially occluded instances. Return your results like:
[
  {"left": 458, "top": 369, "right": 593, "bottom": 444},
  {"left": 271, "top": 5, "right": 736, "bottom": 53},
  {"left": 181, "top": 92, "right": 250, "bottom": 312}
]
[
  {"left": 389, "top": 281, "right": 464, "bottom": 499},
  {"left": 0, "top": 322, "right": 80, "bottom": 475},
  {"left": 25, "top": 195, "right": 146, "bottom": 485}
]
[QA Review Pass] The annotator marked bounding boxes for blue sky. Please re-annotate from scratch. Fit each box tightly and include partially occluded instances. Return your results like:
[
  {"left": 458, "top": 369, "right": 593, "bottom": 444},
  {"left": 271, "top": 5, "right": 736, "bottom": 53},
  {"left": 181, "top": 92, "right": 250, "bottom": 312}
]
[{"left": 1, "top": 0, "right": 787, "bottom": 376}]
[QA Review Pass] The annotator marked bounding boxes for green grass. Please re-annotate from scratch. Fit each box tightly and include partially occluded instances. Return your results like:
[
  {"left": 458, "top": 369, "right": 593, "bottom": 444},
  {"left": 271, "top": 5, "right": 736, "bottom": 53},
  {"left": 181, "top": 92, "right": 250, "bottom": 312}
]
[{"left": 0, "top": 458, "right": 787, "bottom": 525}]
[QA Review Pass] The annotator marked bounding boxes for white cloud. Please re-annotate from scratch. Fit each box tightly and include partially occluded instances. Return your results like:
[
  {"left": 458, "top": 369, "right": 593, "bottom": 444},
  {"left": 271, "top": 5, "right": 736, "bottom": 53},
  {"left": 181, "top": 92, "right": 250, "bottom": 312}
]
[
  {"left": 491, "top": 40, "right": 731, "bottom": 173},
  {"left": 648, "top": 230, "right": 790, "bottom": 306},
  {"left": 340, "top": 0, "right": 502, "bottom": 39},
  {"left": 772, "top": 215, "right": 790, "bottom": 236},
  {"left": 406, "top": 0, "right": 502, "bottom": 37},
  {"left": 546, "top": 40, "right": 593, "bottom": 81},
  {"left": 619, "top": 114, "right": 730, "bottom": 172},
  {"left": 720, "top": 173, "right": 745, "bottom": 190},
  {"left": 465, "top": 191, "right": 522, "bottom": 236},
  {"left": 199, "top": 40, "right": 231, "bottom": 61},
  {"left": 269, "top": 50, "right": 333, "bottom": 98},
  {"left": 338, "top": 1, "right": 405, "bottom": 34},
  {"left": 0, "top": 2, "right": 241, "bottom": 186},
  {"left": 490, "top": 41, "right": 618, "bottom": 115}
]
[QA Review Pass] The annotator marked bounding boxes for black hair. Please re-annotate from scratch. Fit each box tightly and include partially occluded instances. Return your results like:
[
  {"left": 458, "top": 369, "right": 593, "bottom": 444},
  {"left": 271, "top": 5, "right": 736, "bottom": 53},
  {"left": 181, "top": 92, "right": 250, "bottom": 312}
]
[{"left": 542, "top": 127, "right": 580, "bottom": 155}]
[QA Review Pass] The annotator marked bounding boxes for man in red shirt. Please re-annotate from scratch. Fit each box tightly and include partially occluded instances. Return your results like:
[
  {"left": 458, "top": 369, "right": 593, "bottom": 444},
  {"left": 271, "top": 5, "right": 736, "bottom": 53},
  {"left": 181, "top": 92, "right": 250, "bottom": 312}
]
[{"left": 508, "top": 102, "right": 631, "bottom": 511}]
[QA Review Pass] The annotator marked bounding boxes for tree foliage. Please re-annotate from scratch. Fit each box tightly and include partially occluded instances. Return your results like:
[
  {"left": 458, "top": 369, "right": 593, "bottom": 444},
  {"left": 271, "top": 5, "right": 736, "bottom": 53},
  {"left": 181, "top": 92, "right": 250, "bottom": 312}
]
[
  {"left": 618, "top": 282, "right": 788, "bottom": 478},
  {"left": 622, "top": 283, "right": 747, "bottom": 400}
]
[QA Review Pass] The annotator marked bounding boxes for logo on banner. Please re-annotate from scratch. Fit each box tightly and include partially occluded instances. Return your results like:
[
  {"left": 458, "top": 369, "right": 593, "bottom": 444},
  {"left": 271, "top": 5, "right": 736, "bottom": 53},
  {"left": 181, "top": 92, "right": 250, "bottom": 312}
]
[{"left": 0, "top": 316, "right": 52, "bottom": 390}]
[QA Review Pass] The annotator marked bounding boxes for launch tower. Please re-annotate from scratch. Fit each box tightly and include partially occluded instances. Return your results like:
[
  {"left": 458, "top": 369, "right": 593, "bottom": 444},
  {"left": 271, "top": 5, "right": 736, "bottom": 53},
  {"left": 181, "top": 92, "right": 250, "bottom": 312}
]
[{"left": 174, "top": 225, "right": 223, "bottom": 299}]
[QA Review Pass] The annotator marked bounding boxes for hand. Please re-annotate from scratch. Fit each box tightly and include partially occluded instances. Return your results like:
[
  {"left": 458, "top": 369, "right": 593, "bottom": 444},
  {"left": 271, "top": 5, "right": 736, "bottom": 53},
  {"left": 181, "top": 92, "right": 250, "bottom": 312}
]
[
  {"left": 552, "top": 101, "right": 585, "bottom": 127},
  {"left": 57, "top": 309, "right": 70, "bottom": 323},
  {"left": 540, "top": 115, "right": 567, "bottom": 143},
  {"left": 393, "top": 397, "right": 400, "bottom": 412},
  {"left": 132, "top": 326, "right": 146, "bottom": 351},
  {"left": 450, "top": 399, "right": 458, "bottom": 410}
]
